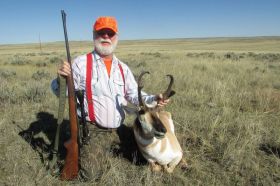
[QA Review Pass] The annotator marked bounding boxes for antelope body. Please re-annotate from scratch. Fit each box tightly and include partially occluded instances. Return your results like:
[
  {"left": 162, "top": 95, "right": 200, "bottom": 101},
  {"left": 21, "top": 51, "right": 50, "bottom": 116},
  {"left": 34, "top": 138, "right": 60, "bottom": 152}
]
[{"left": 131, "top": 72, "right": 184, "bottom": 173}]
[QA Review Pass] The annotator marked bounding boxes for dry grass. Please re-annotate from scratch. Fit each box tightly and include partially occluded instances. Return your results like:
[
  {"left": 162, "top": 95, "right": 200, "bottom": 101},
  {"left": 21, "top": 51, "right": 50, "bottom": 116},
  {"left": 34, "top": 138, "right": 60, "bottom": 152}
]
[{"left": 0, "top": 37, "right": 280, "bottom": 185}]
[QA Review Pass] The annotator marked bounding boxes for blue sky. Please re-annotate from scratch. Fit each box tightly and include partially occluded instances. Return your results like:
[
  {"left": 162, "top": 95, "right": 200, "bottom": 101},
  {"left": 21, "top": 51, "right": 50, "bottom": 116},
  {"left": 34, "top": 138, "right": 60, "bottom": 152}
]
[{"left": 0, "top": 0, "right": 279, "bottom": 44}]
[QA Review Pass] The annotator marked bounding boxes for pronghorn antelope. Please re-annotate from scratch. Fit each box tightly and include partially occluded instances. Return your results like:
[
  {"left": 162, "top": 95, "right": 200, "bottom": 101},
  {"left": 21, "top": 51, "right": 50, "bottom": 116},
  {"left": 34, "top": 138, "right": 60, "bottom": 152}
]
[{"left": 126, "top": 71, "right": 184, "bottom": 173}]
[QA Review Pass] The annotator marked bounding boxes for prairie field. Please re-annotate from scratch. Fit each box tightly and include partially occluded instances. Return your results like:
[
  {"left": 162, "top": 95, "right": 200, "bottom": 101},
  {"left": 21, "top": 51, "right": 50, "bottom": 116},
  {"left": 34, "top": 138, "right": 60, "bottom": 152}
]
[{"left": 0, "top": 37, "right": 280, "bottom": 185}]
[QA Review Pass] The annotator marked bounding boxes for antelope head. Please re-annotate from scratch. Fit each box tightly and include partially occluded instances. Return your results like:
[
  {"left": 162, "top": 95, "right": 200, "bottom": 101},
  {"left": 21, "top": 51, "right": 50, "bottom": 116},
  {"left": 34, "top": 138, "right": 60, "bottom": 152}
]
[{"left": 135, "top": 71, "right": 176, "bottom": 139}]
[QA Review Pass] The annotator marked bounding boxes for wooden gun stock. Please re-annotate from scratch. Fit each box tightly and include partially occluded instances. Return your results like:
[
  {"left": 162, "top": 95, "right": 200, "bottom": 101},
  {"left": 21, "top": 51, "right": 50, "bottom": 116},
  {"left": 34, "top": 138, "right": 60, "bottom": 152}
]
[{"left": 60, "top": 10, "right": 79, "bottom": 180}]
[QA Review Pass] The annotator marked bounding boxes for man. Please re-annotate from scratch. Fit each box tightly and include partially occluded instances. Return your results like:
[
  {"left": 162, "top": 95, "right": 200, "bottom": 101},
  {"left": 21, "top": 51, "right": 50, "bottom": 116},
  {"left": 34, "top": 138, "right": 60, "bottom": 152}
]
[{"left": 51, "top": 16, "right": 169, "bottom": 180}]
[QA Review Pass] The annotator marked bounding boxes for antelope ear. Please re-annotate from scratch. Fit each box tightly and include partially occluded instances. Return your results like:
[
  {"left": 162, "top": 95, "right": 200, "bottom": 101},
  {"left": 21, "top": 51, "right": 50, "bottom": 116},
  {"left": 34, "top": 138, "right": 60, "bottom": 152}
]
[
  {"left": 168, "top": 90, "right": 176, "bottom": 98},
  {"left": 122, "top": 105, "right": 139, "bottom": 115}
]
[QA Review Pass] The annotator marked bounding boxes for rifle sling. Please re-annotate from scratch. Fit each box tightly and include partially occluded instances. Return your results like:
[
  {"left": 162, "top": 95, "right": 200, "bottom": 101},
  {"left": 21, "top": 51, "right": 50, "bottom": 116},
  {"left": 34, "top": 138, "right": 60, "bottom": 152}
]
[{"left": 49, "top": 75, "right": 67, "bottom": 173}]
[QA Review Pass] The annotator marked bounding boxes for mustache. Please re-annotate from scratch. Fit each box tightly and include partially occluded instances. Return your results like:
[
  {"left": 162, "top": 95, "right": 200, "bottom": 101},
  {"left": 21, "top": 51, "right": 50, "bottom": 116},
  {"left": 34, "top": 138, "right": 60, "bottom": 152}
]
[{"left": 98, "top": 38, "right": 112, "bottom": 44}]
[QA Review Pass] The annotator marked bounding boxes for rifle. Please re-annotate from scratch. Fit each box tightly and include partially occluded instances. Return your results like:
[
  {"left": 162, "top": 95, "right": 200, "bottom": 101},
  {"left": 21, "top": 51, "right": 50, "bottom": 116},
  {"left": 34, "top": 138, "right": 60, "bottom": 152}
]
[
  {"left": 76, "top": 90, "right": 90, "bottom": 146},
  {"left": 60, "top": 10, "right": 79, "bottom": 180}
]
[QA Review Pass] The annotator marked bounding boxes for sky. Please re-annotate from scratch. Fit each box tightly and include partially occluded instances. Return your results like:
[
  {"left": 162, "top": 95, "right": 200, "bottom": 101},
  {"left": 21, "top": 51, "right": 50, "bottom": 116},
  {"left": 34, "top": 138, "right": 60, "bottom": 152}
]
[{"left": 0, "top": 0, "right": 279, "bottom": 44}]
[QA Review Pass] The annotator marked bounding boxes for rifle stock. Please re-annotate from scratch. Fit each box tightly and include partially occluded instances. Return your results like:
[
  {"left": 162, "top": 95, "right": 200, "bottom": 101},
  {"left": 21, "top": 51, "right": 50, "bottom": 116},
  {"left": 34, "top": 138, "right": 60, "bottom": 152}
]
[{"left": 60, "top": 10, "right": 79, "bottom": 180}]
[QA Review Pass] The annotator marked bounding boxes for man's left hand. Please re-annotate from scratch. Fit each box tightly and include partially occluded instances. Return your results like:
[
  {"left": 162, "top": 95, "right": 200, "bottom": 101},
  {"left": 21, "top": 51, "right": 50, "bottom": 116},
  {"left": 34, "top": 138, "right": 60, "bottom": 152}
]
[{"left": 156, "top": 94, "right": 170, "bottom": 107}]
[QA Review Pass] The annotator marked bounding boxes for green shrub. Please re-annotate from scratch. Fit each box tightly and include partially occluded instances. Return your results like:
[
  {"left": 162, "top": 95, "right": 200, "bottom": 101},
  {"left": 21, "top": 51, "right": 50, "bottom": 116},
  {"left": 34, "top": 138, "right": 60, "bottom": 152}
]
[
  {"left": 35, "top": 62, "right": 47, "bottom": 67},
  {"left": 31, "top": 70, "right": 50, "bottom": 80},
  {"left": 49, "top": 56, "right": 62, "bottom": 64},
  {"left": 9, "top": 55, "right": 31, "bottom": 65},
  {"left": 23, "top": 83, "right": 47, "bottom": 102},
  {"left": 0, "top": 69, "right": 16, "bottom": 79}
]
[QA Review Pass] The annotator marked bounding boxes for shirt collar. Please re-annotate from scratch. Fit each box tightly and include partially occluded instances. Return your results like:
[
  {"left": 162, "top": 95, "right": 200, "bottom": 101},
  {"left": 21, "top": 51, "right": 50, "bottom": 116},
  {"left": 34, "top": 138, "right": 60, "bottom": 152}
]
[{"left": 93, "top": 50, "right": 118, "bottom": 65}]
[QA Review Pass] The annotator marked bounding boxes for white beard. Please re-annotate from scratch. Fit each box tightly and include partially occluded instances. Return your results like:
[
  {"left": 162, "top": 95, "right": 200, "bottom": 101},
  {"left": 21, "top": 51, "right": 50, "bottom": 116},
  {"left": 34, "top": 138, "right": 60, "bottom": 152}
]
[{"left": 94, "top": 37, "right": 118, "bottom": 56}]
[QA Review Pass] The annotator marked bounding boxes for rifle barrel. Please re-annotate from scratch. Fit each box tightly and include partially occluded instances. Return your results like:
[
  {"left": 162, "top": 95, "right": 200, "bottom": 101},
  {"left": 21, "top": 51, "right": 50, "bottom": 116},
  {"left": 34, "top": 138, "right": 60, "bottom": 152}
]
[
  {"left": 60, "top": 10, "right": 79, "bottom": 181},
  {"left": 61, "top": 10, "right": 71, "bottom": 65}
]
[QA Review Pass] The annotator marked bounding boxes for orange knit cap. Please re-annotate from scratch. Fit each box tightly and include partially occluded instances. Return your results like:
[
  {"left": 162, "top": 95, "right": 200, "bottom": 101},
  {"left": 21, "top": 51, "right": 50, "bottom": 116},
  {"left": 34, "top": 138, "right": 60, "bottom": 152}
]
[{"left": 93, "top": 17, "right": 118, "bottom": 33}]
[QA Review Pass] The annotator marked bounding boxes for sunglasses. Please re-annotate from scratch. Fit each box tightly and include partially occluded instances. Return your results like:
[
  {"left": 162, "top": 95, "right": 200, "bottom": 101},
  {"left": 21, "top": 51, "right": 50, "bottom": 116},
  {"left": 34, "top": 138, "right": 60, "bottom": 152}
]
[{"left": 96, "top": 30, "right": 116, "bottom": 37}]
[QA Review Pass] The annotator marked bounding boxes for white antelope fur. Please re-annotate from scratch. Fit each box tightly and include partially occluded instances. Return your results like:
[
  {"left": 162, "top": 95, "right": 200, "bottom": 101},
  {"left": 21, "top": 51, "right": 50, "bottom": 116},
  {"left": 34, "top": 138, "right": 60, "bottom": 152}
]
[{"left": 133, "top": 111, "right": 183, "bottom": 172}]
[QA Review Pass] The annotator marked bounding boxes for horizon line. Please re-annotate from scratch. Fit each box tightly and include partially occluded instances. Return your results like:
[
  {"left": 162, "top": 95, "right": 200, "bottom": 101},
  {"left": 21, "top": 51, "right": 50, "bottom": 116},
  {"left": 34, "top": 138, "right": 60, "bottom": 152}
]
[{"left": 1, "top": 35, "right": 280, "bottom": 46}]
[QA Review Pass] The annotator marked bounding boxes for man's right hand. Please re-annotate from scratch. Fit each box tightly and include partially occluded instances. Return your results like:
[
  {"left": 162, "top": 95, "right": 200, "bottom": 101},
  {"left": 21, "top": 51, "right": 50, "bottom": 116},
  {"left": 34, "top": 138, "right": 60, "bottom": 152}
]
[{"left": 58, "top": 61, "right": 71, "bottom": 77}]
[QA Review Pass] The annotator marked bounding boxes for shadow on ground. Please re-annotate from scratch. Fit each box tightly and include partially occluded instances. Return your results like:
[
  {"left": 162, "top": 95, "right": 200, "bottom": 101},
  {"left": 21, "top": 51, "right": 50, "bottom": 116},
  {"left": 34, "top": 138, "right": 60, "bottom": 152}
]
[
  {"left": 259, "top": 143, "right": 280, "bottom": 158},
  {"left": 111, "top": 124, "right": 147, "bottom": 165},
  {"left": 17, "top": 112, "right": 69, "bottom": 162},
  {"left": 18, "top": 111, "right": 146, "bottom": 167}
]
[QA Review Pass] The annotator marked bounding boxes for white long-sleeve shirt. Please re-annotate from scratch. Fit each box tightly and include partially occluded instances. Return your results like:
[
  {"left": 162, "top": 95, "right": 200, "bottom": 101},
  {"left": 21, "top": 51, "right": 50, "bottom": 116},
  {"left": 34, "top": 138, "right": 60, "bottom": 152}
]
[{"left": 51, "top": 51, "right": 157, "bottom": 128}]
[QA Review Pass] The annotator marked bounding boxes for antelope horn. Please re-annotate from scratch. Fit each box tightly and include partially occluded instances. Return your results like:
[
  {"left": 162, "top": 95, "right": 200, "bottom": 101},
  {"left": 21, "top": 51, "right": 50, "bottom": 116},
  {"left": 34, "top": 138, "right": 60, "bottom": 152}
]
[
  {"left": 162, "top": 74, "right": 175, "bottom": 99},
  {"left": 137, "top": 71, "right": 150, "bottom": 108}
]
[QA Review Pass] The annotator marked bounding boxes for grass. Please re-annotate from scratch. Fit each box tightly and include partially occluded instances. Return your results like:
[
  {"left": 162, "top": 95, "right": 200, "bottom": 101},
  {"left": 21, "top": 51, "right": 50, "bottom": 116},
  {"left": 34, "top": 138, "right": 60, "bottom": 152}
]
[{"left": 0, "top": 37, "right": 280, "bottom": 185}]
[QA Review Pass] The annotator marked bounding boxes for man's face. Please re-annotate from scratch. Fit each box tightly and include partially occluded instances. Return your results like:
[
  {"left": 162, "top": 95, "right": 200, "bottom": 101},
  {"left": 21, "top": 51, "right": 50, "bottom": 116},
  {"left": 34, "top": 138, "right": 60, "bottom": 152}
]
[{"left": 94, "top": 28, "right": 118, "bottom": 56}]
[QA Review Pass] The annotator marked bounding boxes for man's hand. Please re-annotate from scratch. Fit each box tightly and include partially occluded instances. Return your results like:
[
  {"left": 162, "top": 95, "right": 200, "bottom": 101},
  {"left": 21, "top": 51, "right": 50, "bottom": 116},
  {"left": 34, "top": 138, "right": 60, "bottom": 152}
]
[
  {"left": 156, "top": 94, "right": 170, "bottom": 108},
  {"left": 58, "top": 61, "right": 71, "bottom": 77}
]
